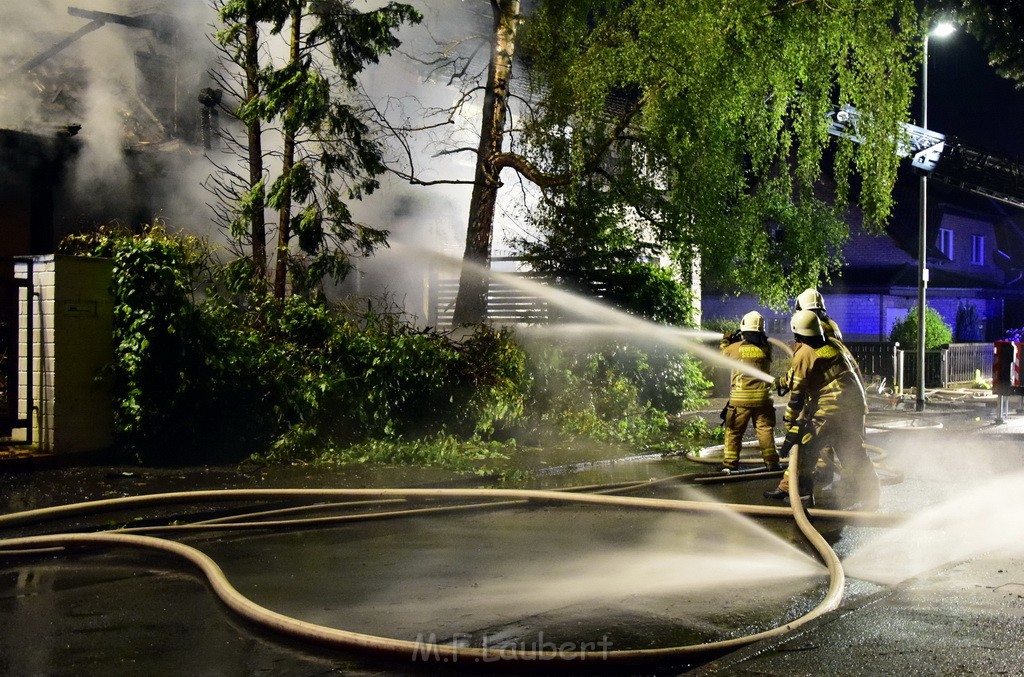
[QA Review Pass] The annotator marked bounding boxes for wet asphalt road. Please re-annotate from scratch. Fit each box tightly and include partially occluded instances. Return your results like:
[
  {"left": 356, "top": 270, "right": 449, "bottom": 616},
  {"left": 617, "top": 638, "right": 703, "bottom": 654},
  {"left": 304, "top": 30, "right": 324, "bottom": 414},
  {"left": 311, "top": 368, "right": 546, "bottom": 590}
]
[{"left": 1, "top": 393, "right": 1023, "bottom": 676}]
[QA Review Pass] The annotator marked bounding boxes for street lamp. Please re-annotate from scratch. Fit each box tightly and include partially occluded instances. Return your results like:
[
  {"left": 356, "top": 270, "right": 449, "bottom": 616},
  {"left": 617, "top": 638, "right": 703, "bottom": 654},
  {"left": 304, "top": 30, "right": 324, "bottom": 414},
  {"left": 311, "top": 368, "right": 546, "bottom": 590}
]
[{"left": 917, "top": 20, "right": 956, "bottom": 411}]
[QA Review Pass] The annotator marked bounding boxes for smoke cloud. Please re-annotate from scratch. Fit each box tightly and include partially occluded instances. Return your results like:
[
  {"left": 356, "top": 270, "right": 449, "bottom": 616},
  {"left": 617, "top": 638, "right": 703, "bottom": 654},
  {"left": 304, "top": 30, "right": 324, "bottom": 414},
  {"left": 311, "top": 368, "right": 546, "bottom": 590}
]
[
  {"left": 1, "top": 0, "right": 220, "bottom": 239},
  {"left": 2, "top": 0, "right": 541, "bottom": 323}
]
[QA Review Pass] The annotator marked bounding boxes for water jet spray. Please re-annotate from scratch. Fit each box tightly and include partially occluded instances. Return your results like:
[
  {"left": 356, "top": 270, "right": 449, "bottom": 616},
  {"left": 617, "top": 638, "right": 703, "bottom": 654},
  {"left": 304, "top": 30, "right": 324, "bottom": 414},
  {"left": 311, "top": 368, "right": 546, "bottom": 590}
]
[{"left": 390, "top": 241, "right": 775, "bottom": 384}]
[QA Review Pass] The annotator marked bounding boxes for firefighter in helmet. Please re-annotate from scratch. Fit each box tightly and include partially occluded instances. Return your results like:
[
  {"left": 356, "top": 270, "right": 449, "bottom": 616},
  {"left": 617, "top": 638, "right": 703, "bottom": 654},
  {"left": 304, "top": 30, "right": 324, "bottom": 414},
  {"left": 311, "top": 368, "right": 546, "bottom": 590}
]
[
  {"left": 719, "top": 311, "right": 781, "bottom": 472},
  {"left": 796, "top": 288, "right": 843, "bottom": 342},
  {"left": 792, "top": 287, "right": 862, "bottom": 487},
  {"left": 764, "top": 310, "right": 879, "bottom": 508}
]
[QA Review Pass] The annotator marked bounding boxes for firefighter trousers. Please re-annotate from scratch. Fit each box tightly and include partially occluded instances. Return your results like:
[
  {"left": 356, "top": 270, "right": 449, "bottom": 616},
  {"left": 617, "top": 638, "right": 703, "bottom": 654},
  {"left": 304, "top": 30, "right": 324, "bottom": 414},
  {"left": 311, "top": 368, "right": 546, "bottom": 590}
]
[{"left": 723, "top": 403, "right": 779, "bottom": 469}]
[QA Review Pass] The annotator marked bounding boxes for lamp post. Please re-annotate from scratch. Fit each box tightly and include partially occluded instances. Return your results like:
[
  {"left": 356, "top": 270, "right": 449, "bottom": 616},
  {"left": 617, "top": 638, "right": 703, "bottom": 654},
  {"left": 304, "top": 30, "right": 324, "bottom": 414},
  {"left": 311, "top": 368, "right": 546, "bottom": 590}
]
[{"left": 917, "top": 20, "right": 956, "bottom": 412}]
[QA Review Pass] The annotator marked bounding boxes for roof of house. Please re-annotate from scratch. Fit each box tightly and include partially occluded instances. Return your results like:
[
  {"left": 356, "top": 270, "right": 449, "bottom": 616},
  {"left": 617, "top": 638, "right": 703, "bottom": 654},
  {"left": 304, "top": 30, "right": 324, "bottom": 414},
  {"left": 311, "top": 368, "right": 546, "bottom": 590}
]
[{"left": 832, "top": 202, "right": 1013, "bottom": 291}]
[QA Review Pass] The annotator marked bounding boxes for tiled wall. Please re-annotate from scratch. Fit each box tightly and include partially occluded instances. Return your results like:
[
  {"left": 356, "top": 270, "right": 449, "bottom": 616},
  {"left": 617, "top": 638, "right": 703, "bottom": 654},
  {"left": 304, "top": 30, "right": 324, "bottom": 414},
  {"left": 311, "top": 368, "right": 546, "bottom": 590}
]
[
  {"left": 15, "top": 256, "right": 55, "bottom": 448},
  {"left": 14, "top": 256, "right": 114, "bottom": 453}
]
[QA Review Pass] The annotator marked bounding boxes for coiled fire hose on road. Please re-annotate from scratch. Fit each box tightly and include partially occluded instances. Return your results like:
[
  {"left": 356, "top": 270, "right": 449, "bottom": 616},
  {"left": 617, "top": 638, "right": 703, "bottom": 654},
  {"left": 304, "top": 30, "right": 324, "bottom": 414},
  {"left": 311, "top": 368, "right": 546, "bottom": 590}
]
[{"left": 0, "top": 461, "right": 887, "bottom": 671}]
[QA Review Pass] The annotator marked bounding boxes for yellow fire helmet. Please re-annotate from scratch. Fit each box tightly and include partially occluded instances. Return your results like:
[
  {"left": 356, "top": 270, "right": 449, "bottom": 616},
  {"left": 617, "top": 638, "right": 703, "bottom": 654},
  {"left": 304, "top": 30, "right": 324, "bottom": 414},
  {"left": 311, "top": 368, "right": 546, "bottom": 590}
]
[
  {"left": 739, "top": 310, "right": 765, "bottom": 333},
  {"left": 791, "top": 309, "right": 824, "bottom": 339},
  {"left": 796, "top": 288, "right": 825, "bottom": 311}
]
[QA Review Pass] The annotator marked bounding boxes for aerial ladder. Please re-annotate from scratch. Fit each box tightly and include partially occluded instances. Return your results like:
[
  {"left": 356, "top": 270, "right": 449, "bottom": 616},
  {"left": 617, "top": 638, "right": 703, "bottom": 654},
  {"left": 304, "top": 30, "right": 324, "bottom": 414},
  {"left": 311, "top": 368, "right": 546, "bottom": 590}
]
[{"left": 828, "top": 105, "right": 1024, "bottom": 210}]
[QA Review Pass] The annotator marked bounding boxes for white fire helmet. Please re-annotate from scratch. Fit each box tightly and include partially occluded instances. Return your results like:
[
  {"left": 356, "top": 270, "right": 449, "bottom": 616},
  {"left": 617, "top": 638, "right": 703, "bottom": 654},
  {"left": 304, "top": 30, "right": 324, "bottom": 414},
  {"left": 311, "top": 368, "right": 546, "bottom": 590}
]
[
  {"left": 796, "top": 288, "right": 825, "bottom": 312},
  {"left": 791, "top": 309, "right": 824, "bottom": 339},
  {"left": 739, "top": 311, "right": 765, "bottom": 333}
]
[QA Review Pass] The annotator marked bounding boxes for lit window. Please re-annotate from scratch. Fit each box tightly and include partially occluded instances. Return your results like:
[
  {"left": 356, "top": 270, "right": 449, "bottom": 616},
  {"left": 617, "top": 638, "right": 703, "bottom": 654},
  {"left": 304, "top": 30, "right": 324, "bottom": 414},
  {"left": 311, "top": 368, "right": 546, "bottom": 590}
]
[
  {"left": 938, "top": 228, "right": 954, "bottom": 259},
  {"left": 972, "top": 235, "right": 985, "bottom": 265}
]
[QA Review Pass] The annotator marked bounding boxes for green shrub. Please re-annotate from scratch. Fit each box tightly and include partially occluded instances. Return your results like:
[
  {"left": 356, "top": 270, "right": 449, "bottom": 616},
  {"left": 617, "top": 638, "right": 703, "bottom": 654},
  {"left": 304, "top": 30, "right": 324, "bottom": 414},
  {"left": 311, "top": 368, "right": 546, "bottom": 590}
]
[
  {"left": 61, "top": 225, "right": 711, "bottom": 467},
  {"left": 954, "top": 302, "right": 984, "bottom": 342},
  {"left": 701, "top": 316, "right": 740, "bottom": 336},
  {"left": 61, "top": 226, "right": 529, "bottom": 465},
  {"left": 520, "top": 342, "right": 709, "bottom": 447},
  {"left": 60, "top": 225, "right": 231, "bottom": 462},
  {"left": 889, "top": 305, "right": 952, "bottom": 349}
]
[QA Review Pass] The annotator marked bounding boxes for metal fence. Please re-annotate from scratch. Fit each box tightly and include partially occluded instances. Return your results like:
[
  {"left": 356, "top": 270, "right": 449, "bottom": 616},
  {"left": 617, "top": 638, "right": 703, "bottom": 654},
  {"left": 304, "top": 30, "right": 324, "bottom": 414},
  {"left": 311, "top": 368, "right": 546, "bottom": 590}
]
[
  {"left": 848, "top": 341, "right": 992, "bottom": 389},
  {"left": 944, "top": 342, "right": 994, "bottom": 384}
]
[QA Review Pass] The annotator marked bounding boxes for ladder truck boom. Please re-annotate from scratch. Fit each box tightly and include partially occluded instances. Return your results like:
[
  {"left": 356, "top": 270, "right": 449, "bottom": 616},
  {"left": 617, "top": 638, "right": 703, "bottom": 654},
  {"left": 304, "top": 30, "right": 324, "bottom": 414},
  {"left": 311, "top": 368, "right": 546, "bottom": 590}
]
[{"left": 828, "top": 105, "right": 1024, "bottom": 210}]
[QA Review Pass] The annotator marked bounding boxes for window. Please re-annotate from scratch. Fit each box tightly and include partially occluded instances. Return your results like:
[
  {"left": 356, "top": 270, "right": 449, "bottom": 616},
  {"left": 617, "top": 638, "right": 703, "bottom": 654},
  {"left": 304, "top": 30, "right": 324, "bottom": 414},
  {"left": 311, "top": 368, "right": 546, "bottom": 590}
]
[
  {"left": 972, "top": 235, "right": 985, "bottom": 265},
  {"left": 938, "top": 228, "right": 954, "bottom": 259}
]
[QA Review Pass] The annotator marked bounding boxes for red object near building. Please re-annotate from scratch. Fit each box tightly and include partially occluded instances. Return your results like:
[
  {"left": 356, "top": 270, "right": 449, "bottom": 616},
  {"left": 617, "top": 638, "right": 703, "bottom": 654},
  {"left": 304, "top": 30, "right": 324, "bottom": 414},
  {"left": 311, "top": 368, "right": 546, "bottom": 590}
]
[{"left": 993, "top": 341, "right": 1024, "bottom": 396}]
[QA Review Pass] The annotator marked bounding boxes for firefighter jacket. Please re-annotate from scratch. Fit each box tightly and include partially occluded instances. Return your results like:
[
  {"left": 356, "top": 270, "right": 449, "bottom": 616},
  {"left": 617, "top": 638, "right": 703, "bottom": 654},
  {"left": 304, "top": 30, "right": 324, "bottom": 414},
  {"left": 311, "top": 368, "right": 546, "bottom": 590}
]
[
  {"left": 720, "top": 334, "right": 774, "bottom": 408},
  {"left": 817, "top": 313, "right": 864, "bottom": 380},
  {"left": 778, "top": 338, "right": 866, "bottom": 433}
]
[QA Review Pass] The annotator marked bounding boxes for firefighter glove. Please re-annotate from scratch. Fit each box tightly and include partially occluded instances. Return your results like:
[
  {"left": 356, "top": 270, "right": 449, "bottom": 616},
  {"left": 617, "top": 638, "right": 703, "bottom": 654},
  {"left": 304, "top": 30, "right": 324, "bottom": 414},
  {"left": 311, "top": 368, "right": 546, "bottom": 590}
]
[{"left": 778, "top": 425, "right": 802, "bottom": 459}]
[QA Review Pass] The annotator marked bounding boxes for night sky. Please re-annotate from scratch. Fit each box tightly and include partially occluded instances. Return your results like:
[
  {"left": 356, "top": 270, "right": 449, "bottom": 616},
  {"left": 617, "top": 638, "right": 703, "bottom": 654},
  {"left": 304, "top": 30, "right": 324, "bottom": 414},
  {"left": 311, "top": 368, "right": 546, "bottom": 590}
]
[{"left": 923, "top": 29, "right": 1024, "bottom": 160}]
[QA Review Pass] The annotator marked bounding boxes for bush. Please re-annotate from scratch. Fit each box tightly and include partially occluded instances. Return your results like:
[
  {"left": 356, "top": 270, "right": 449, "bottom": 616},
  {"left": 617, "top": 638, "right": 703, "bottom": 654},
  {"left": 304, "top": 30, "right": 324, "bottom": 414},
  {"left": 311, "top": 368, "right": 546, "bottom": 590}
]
[
  {"left": 61, "top": 225, "right": 712, "bottom": 467},
  {"left": 954, "top": 302, "right": 984, "bottom": 342},
  {"left": 61, "top": 226, "right": 529, "bottom": 464},
  {"left": 889, "top": 305, "right": 952, "bottom": 349},
  {"left": 520, "top": 342, "right": 709, "bottom": 447}
]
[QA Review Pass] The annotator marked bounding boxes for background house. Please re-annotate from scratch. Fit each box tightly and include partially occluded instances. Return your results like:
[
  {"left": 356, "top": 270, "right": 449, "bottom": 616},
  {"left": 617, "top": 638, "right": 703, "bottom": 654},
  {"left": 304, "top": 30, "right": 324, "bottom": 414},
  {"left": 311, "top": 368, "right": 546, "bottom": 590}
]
[{"left": 703, "top": 178, "right": 1024, "bottom": 343}]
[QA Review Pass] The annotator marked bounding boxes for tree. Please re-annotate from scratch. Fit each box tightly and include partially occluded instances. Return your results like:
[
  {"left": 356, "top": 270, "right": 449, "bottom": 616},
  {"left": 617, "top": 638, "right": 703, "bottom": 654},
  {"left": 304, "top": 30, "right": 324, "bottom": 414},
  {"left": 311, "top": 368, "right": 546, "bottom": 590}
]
[
  {"left": 387, "top": 0, "right": 921, "bottom": 322},
  {"left": 518, "top": 0, "right": 922, "bottom": 309},
  {"left": 211, "top": 0, "right": 421, "bottom": 298},
  {"left": 938, "top": 0, "right": 1024, "bottom": 85},
  {"left": 453, "top": 0, "right": 521, "bottom": 325},
  {"left": 209, "top": 0, "right": 284, "bottom": 284},
  {"left": 512, "top": 175, "right": 697, "bottom": 325}
]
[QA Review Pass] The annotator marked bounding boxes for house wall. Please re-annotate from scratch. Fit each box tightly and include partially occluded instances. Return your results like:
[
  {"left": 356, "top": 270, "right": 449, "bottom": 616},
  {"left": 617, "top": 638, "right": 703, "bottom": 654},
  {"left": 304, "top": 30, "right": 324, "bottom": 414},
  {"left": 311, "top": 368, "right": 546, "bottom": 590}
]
[
  {"left": 932, "top": 211, "right": 1003, "bottom": 285},
  {"left": 702, "top": 290, "right": 1006, "bottom": 343}
]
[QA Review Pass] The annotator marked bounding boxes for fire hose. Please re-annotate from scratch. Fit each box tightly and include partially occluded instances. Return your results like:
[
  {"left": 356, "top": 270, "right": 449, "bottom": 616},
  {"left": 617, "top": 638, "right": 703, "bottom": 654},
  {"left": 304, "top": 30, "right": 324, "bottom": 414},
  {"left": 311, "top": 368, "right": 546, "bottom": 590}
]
[{"left": 0, "top": 455, "right": 891, "bottom": 671}]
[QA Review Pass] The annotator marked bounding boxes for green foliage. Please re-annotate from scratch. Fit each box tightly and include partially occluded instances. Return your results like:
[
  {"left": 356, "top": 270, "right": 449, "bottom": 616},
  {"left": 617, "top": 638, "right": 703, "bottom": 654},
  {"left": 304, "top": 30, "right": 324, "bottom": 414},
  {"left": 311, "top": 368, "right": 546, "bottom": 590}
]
[
  {"left": 214, "top": 0, "right": 421, "bottom": 295},
  {"left": 303, "top": 435, "right": 513, "bottom": 475},
  {"left": 521, "top": 342, "right": 709, "bottom": 446},
  {"left": 889, "top": 305, "right": 953, "bottom": 349},
  {"left": 60, "top": 227, "right": 526, "bottom": 464},
  {"left": 516, "top": 0, "right": 919, "bottom": 309},
  {"left": 62, "top": 227, "right": 713, "bottom": 467},
  {"left": 681, "top": 416, "right": 725, "bottom": 446},
  {"left": 701, "top": 317, "right": 740, "bottom": 336},
  {"left": 60, "top": 225, "right": 231, "bottom": 461},
  {"left": 512, "top": 177, "right": 697, "bottom": 324}
]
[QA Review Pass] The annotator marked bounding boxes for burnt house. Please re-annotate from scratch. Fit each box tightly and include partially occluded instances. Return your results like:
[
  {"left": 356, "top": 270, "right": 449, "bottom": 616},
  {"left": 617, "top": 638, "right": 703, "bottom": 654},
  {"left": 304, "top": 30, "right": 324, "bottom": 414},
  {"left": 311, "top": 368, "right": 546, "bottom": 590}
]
[{"left": 0, "top": 1, "right": 218, "bottom": 453}]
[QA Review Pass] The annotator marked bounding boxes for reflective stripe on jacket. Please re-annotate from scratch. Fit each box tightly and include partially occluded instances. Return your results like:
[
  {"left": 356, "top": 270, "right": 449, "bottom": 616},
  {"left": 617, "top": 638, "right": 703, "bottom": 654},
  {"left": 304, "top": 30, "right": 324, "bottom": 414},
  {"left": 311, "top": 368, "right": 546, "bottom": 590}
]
[
  {"left": 721, "top": 338, "right": 774, "bottom": 407},
  {"left": 780, "top": 339, "right": 865, "bottom": 427}
]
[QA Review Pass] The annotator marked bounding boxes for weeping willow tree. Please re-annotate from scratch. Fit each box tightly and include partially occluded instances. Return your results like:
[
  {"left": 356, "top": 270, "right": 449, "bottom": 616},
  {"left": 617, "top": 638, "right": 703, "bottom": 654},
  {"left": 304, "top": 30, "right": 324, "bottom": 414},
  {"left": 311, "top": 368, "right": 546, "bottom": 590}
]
[{"left": 468, "top": 0, "right": 922, "bottom": 312}]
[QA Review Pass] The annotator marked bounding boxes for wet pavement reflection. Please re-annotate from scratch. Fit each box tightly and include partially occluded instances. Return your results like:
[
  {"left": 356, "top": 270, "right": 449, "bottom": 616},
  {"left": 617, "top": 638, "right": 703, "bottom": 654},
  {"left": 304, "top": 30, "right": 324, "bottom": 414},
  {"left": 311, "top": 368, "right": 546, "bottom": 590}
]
[{"left": 2, "top": 400, "right": 1022, "bottom": 675}]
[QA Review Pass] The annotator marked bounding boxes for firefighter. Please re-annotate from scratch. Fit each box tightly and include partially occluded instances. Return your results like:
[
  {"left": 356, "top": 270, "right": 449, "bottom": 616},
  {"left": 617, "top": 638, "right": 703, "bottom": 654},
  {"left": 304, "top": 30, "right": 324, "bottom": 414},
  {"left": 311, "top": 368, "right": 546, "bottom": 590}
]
[
  {"left": 796, "top": 288, "right": 843, "bottom": 341},
  {"left": 719, "top": 311, "right": 781, "bottom": 472},
  {"left": 764, "top": 310, "right": 879, "bottom": 509},
  {"left": 793, "top": 287, "right": 860, "bottom": 486}
]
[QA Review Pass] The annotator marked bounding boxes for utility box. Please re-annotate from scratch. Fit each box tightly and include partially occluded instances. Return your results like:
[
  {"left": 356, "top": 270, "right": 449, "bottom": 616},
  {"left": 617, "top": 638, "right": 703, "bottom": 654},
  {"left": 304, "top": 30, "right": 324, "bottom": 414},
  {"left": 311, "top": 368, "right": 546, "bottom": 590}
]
[
  {"left": 16, "top": 255, "right": 115, "bottom": 454},
  {"left": 992, "top": 340, "right": 1024, "bottom": 397}
]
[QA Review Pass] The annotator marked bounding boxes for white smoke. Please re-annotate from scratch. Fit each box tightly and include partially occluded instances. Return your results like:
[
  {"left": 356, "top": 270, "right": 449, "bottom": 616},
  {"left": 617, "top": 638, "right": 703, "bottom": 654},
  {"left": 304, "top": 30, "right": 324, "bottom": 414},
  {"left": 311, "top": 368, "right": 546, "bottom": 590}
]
[
  {"left": 1, "top": 1, "right": 220, "bottom": 237},
  {"left": 3, "top": 0, "right": 540, "bottom": 320},
  {"left": 338, "top": 0, "right": 543, "bottom": 322}
]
